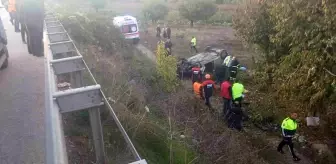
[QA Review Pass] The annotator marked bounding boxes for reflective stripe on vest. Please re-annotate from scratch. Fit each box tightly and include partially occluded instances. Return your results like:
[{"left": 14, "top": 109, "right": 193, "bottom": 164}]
[
  {"left": 223, "top": 56, "right": 232, "bottom": 66},
  {"left": 281, "top": 117, "right": 297, "bottom": 130},
  {"left": 232, "top": 82, "right": 244, "bottom": 100}
]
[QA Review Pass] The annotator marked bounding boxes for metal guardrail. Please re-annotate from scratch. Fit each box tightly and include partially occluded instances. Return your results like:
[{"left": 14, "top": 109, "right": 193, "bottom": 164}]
[{"left": 44, "top": 12, "right": 147, "bottom": 164}]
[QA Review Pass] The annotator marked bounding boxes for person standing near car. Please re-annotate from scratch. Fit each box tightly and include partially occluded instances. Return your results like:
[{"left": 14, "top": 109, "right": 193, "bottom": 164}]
[
  {"left": 166, "top": 26, "right": 171, "bottom": 39},
  {"left": 190, "top": 36, "right": 198, "bottom": 53},
  {"left": 220, "top": 79, "right": 233, "bottom": 119},
  {"left": 156, "top": 25, "right": 161, "bottom": 38},
  {"left": 164, "top": 39, "right": 173, "bottom": 56},
  {"left": 232, "top": 79, "right": 248, "bottom": 107},
  {"left": 202, "top": 74, "right": 216, "bottom": 108}
]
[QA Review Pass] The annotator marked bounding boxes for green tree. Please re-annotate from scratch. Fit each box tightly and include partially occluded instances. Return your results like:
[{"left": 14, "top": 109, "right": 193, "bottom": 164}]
[
  {"left": 143, "top": 0, "right": 169, "bottom": 23},
  {"left": 234, "top": 0, "right": 336, "bottom": 134},
  {"left": 178, "top": 0, "right": 217, "bottom": 27}
]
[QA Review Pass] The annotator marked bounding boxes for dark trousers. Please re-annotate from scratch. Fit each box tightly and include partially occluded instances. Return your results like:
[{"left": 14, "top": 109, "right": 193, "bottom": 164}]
[
  {"left": 205, "top": 96, "right": 211, "bottom": 108},
  {"left": 223, "top": 98, "right": 231, "bottom": 118},
  {"left": 191, "top": 46, "right": 198, "bottom": 53},
  {"left": 10, "top": 12, "right": 20, "bottom": 32},
  {"left": 277, "top": 137, "right": 297, "bottom": 158}
]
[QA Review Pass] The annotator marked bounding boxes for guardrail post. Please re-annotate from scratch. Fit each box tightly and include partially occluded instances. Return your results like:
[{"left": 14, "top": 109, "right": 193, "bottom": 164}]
[
  {"left": 73, "top": 68, "right": 106, "bottom": 164},
  {"left": 89, "top": 107, "right": 105, "bottom": 164}
]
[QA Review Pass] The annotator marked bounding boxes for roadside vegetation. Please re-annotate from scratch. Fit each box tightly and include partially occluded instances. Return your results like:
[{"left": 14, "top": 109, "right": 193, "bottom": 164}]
[{"left": 51, "top": 0, "right": 335, "bottom": 163}]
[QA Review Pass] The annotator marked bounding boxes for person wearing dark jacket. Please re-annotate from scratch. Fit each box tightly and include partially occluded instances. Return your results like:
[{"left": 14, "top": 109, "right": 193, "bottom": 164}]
[
  {"left": 156, "top": 25, "right": 161, "bottom": 38},
  {"left": 166, "top": 27, "right": 171, "bottom": 39},
  {"left": 164, "top": 39, "right": 172, "bottom": 55},
  {"left": 22, "top": 0, "right": 44, "bottom": 56},
  {"left": 220, "top": 80, "right": 233, "bottom": 118},
  {"left": 227, "top": 56, "right": 240, "bottom": 80},
  {"left": 277, "top": 113, "right": 301, "bottom": 161},
  {"left": 202, "top": 74, "right": 216, "bottom": 108}
]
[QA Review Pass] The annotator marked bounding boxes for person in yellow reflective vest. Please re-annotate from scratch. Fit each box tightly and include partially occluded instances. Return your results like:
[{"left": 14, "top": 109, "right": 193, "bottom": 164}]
[
  {"left": 232, "top": 79, "right": 248, "bottom": 107},
  {"left": 190, "top": 36, "right": 198, "bottom": 53},
  {"left": 277, "top": 113, "right": 301, "bottom": 161}
]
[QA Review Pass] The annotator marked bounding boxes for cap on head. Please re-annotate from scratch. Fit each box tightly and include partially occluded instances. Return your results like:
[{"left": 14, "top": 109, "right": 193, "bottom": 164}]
[{"left": 205, "top": 74, "right": 211, "bottom": 79}]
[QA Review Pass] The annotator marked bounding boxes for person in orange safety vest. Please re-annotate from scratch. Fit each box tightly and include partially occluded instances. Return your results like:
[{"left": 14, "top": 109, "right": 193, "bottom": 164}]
[{"left": 193, "top": 79, "right": 203, "bottom": 100}]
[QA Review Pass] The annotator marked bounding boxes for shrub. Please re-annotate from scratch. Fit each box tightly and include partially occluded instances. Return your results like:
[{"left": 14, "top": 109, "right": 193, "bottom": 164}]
[
  {"left": 178, "top": 0, "right": 217, "bottom": 27},
  {"left": 156, "top": 42, "right": 179, "bottom": 92}
]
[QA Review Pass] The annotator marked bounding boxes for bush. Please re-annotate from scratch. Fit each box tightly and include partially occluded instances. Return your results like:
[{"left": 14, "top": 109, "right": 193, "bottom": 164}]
[
  {"left": 143, "top": 0, "right": 169, "bottom": 23},
  {"left": 178, "top": 0, "right": 217, "bottom": 27},
  {"left": 156, "top": 42, "right": 179, "bottom": 92}
]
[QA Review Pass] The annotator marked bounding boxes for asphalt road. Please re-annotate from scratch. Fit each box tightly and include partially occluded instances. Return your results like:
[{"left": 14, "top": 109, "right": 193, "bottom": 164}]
[{"left": 0, "top": 8, "right": 45, "bottom": 164}]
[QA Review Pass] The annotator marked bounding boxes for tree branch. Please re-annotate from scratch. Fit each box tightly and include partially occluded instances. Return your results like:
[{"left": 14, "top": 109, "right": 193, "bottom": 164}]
[{"left": 324, "top": 68, "right": 336, "bottom": 77}]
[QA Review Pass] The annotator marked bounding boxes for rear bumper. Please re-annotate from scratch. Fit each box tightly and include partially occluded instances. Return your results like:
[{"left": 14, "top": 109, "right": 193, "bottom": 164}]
[{"left": 124, "top": 33, "right": 140, "bottom": 39}]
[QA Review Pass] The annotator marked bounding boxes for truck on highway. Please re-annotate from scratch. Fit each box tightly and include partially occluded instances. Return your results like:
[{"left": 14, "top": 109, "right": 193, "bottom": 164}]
[
  {"left": 0, "top": 16, "right": 8, "bottom": 70},
  {"left": 113, "top": 15, "right": 140, "bottom": 44}
]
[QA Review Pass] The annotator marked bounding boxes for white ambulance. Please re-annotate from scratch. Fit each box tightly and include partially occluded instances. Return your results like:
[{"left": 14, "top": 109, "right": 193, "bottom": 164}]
[{"left": 113, "top": 15, "right": 140, "bottom": 43}]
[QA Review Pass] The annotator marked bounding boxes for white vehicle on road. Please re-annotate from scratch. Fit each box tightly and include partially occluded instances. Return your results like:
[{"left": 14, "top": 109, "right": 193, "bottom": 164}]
[{"left": 113, "top": 15, "right": 140, "bottom": 44}]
